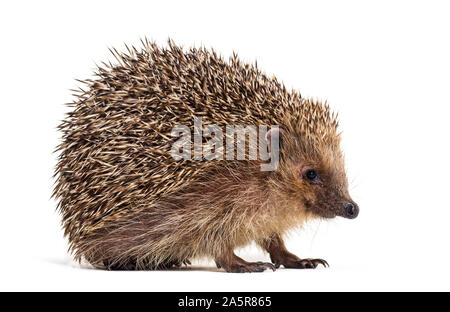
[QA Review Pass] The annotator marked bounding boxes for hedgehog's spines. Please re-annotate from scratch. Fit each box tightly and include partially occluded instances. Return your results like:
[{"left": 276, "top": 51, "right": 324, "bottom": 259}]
[{"left": 54, "top": 39, "right": 339, "bottom": 268}]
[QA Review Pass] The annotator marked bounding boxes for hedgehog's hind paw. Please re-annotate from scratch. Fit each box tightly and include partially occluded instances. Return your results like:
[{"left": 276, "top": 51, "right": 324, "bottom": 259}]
[{"left": 102, "top": 259, "right": 139, "bottom": 271}]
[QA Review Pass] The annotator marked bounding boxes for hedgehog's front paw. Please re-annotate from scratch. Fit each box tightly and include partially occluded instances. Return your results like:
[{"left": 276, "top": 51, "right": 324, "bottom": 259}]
[
  {"left": 215, "top": 253, "right": 276, "bottom": 273},
  {"left": 268, "top": 248, "right": 329, "bottom": 269},
  {"left": 226, "top": 261, "right": 276, "bottom": 273},
  {"left": 284, "top": 258, "right": 329, "bottom": 269}
]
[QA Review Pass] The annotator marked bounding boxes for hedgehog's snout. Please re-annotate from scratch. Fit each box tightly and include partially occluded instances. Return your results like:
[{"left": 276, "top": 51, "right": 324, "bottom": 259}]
[{"left": 343, "top": 202, "right": 359, "bottom": 219}]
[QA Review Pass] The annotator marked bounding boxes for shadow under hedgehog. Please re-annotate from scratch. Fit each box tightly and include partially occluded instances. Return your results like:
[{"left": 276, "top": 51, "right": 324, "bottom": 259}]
[{"left": 53, "top": 39, "right": 359, "bottom": 273}]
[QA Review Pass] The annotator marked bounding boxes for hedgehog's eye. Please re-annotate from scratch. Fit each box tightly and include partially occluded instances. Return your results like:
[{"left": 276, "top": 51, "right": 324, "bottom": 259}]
[{"left": 305, "top": 169, "right": 318, "bottom": 182}]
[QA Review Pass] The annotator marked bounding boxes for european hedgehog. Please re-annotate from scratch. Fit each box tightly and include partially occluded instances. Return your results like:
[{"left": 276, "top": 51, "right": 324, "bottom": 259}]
[{"left": 53, "top": 39, "right": 359, "bottom": 272}]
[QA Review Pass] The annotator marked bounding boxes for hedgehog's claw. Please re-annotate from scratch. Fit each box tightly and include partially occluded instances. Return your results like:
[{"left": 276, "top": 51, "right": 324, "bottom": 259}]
[
  {"left": 256, "top": 262, "right": 277, "bottom": 272},
  {"left": 293, "top": 258, "right": 328, "bottom": 269}
]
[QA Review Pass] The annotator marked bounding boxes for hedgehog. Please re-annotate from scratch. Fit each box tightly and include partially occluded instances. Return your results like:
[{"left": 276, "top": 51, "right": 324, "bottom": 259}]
[{"left": 53, "top": 39, "right": 359, "bottom": 273}]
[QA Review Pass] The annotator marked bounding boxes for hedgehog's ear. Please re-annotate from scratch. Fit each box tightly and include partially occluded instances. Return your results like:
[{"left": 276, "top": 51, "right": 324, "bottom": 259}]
[
  {"left": 261, "top": 127, "right": 282, "bottom": 171},
  {"left": 265, "top": 127, "right": 282, "bottom": 154}
]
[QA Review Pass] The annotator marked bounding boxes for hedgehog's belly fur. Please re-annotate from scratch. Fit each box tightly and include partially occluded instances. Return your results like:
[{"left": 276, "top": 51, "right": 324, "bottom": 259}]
[{"left": 77, "top": 171, "right": 307, "bottom": 270}]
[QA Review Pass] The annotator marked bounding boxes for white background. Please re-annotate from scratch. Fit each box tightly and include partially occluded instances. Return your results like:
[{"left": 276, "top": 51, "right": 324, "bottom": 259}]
[{"left": 1, "top": 0, "right": 449, "bottom": 291}]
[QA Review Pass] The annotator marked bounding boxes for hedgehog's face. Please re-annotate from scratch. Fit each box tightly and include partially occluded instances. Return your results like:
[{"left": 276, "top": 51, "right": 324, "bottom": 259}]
[{"left": 280, "top": 142, "right": 359, "bottom": 220}]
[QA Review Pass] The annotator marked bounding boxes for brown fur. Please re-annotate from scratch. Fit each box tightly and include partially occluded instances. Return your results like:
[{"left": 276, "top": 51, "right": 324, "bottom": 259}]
[{"left": 53, "top": 39, "right": 356, "bottom": 272}]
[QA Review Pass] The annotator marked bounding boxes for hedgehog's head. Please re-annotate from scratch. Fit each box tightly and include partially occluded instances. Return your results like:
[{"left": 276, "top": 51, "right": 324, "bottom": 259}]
[{"left": 267, "top": 99, "right": 358, "bottom": 220}]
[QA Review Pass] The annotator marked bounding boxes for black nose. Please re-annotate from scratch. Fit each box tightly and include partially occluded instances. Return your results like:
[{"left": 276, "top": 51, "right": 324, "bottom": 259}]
[{"left": 344, "top": 202, "right": 359, "bottom": 219}]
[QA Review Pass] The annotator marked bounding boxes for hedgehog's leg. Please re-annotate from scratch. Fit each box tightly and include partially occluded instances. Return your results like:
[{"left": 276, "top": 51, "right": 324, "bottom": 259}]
[
  {"left": 214, "top": 249, "right": 276, "bottom": 273},
  {"left": 260, "top": 234, "right": 328, "bottom": 269}
]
